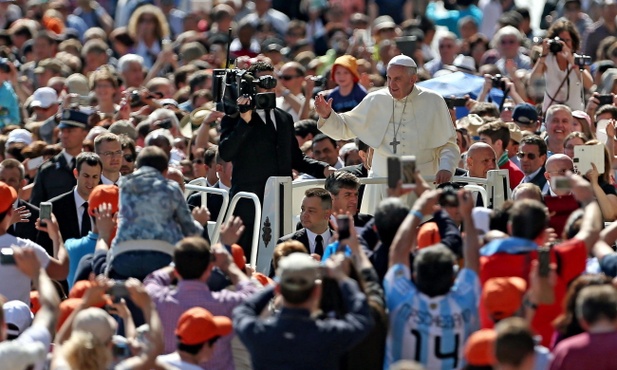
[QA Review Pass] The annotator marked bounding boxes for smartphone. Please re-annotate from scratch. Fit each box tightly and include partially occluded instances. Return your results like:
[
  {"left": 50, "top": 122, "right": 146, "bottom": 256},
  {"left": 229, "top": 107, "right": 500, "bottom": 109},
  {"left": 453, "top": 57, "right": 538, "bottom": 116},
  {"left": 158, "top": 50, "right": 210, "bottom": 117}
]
[
  {"left": 538, "top": 247, "right": 550, "bottom": 277},
  {"left": 27, "top": 156, "right": 44, "bottom": 171},
  {"left": 387, "top": 156, "right": 402, "bottom": 188},
  {"left": 0, "top": 248, "right": 15, "bottom": 265},
  {"left": 107, "top": 281, "right": 129, "bottom": 301},
  {"left": 573, "top": 144, "right": 605, "bottom": 175},
  {"left": 400, "top": 156, "right": 417, "bottom": 189},
  {"left": 597, "top": 94, "right": 613, "bottom": 107},
  {"left": 395, "top": 36, "right": 417, "bottom": 58},
  {"left": 444, "top": 97, "right": 467, "bottom": 109},
  {"left": 337, "top": 214, "right": 350, "bottom": 241},
  {"left": 550, "top": 176, "right": 570, "bottom": 193},
  {"left": 39, "top": 201, "right": 52, "bottom": 227}
]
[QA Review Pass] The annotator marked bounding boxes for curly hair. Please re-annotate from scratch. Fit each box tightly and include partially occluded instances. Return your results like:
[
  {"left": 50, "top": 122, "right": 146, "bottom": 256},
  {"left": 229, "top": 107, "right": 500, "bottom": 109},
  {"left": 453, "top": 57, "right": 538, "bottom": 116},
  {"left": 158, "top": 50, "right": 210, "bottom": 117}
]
[{"left": 127, "top": 4, "right": 170, "bottom": 41}]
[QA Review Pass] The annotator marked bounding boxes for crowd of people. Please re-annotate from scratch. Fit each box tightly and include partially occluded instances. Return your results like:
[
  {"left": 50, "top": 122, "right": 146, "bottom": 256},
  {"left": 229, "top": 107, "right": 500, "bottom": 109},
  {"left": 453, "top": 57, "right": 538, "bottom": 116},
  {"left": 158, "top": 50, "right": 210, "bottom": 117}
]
[{"left": 3, "top": 0, "right": 617, "bottom": 369}]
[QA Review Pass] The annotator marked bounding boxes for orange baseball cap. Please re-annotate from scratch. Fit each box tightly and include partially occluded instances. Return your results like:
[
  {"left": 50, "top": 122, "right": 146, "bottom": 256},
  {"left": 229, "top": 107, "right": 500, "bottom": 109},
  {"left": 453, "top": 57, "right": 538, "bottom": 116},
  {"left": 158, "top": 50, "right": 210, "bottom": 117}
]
[
  {"left": 0, "top": 181, "right": 17, "bottom": 214},
  {"left": 29, "top": 291, "right": 41, "bottom": 314},
  {"left": 88, "top": 185, "right": 119, "bottom": 216},
  {"left": 464, "top": 328, "right": 497, "bottom": 366},
  {"left": 482, "top": 277, "right": 527, "bottom": 320},
  {"left": 57, "top": 298, "right": 83, "bottom": 331},
  {"left": 416, "top": 222, "right": 441, "bottom": 249},
  {"left": 175, "top": 307, "right": 232, "bottom": 345}
]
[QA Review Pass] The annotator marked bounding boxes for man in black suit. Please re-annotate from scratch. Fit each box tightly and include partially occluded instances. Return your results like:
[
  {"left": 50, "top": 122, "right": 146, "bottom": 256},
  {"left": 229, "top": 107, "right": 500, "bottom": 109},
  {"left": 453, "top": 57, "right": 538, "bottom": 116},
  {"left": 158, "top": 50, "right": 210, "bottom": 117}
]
[
  {"left": 219, "top": 61, "right": 334, "bottom": 256},
  {"left": 277, "top": 188, "right": 333, "bottom": 257},
  {"left": 518, "top": 135, "right": 549, "bottom": 193},
  {"left": 0, "top": 159, "right": 53, "bottom": 255},
  {"left": 30, "top": 110, "right": 91, "bottom": 206},
  {"left": 49, "top": 152, "right": 102, "bottom": 242}
]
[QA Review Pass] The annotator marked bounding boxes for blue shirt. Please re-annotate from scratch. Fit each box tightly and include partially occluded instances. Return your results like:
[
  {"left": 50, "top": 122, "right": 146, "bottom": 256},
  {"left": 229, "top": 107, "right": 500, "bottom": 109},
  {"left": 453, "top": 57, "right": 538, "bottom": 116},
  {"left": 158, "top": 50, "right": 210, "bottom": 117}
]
[
  {"left": 65, "top": 231, "right": 98, "bottom": 289},
  {"left": 0, "top": 81, "right": 20, "bottom": 127},
  {"left": 327, "top": 83, "right": 367, "bottom": 113},
  {"left": 384, "top": 264, "right": 480, "bottom": 370},
  {"left": 425, "top": 3, "right": 483, "bottom": 37}
]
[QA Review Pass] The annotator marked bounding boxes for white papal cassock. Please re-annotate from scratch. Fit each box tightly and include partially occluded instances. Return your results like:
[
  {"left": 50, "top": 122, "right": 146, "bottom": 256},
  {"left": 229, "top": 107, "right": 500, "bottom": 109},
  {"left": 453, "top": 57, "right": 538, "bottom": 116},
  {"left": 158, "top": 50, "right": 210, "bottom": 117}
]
[{"left": 318, "top": 85, "right": 460, "bottom": 213}]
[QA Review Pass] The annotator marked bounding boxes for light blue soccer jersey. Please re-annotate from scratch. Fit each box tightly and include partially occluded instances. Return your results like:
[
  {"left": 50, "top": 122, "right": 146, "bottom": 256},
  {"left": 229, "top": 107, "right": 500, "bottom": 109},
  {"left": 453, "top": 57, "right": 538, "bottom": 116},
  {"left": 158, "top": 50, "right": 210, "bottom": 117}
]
[{"left": 384, "top": 264, "right": 481, "bottom": 370}]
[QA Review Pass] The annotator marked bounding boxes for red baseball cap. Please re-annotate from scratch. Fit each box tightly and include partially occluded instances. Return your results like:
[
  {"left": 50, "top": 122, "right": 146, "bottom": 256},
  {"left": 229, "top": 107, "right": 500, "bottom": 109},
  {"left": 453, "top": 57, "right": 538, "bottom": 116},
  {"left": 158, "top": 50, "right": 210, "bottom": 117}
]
[
  {"left": 175, "top": 307, "right": 232, "bottom": 345},
  {"left": 88, "top": 185, "right": 119, "bottom": 216},
  {"left": 0, "top": 181, "right": 17, "bottom": 214}
]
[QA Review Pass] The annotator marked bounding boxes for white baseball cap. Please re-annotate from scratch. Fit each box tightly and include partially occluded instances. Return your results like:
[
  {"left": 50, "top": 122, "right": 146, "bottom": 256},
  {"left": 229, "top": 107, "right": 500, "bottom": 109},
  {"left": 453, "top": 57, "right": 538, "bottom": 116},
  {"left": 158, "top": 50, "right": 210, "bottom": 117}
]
[
  {"left": 30, "top": 87, "right": 58, "bottom": 109},
  {"left": 2, "top": 300, "right": 34, "bottom": 339},
  {"left": 6, "top": 128, "right": 33, "bottom": 146}
]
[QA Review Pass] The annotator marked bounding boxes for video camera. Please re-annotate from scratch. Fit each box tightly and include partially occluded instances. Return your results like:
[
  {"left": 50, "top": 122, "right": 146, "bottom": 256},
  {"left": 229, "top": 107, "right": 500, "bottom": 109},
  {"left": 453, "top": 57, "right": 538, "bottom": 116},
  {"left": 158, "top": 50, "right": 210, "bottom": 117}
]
[
  {"left": 491, "top": 74, "right": 506, "bottom": 90},
  {"left": 212, "top": 68, "right": 277, "bottom": 115}
]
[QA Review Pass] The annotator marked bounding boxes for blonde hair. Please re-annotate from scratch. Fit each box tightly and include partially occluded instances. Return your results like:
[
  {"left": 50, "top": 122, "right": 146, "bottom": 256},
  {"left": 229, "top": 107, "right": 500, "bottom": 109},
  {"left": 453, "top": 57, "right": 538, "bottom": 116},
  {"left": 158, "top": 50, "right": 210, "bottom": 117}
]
[
  {"left": 127, "top": 5, "right": 170, "bottom": 41},
  {"left": 89, "top": 65, "right": 119, "bottom": 90},
  {"left": 63, "top": 331, "right": 112, "bottom": 370}
]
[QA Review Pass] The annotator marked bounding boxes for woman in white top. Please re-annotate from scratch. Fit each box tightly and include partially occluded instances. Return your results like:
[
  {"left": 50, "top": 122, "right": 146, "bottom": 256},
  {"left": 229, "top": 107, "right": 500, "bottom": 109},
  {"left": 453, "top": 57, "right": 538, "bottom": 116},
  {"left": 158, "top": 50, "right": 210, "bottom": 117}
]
[{"left": 531, "top": 19, "right": 593, "bottom": 114}]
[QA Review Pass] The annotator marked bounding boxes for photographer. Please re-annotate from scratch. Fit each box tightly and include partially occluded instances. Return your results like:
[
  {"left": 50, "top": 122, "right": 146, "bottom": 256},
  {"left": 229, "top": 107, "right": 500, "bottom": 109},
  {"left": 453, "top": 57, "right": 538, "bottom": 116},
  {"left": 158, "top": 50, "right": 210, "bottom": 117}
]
[
  {"left": 219, "top": 61, "right": 334, "bottom": 256},
  {"left": 530, "top": 20, "right": 593, "bottom": 114}
]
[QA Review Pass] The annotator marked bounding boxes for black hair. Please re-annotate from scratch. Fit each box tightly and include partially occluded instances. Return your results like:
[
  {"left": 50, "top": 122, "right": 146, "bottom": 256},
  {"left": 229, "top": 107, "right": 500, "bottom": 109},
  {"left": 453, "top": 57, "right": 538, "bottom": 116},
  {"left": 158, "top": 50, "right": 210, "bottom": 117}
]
[
  {"left": 374, "top": 198, "right": 410, "bottom": 247},
  {"left": 413, "top": 244, "right": 456, "bottom": 297}
]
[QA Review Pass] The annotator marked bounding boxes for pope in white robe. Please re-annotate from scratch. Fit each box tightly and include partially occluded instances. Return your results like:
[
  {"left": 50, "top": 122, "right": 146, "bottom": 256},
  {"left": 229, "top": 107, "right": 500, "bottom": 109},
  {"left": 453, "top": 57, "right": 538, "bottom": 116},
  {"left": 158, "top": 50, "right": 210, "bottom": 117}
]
[{"left": 315, "top": 55, "right": 460, "bottom": 213}]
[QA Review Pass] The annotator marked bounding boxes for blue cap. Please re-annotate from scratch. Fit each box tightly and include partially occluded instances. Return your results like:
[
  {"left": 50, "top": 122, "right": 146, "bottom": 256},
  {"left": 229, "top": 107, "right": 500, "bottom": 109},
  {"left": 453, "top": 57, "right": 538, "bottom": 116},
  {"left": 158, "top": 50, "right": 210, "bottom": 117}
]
[
  {"left": 512, "top": 103, "right": 538, "bottom": 124},
  {"left": 58, "top": 109, "right": 90, "bottom": 129}
]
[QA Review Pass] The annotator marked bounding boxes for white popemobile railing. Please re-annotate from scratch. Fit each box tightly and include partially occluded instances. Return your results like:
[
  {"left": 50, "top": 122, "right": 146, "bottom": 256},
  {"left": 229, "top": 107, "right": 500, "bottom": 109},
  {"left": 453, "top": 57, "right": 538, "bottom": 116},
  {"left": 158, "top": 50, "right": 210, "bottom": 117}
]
[{"left": 247, "top": 169, "right": 511, "bottom": 273}]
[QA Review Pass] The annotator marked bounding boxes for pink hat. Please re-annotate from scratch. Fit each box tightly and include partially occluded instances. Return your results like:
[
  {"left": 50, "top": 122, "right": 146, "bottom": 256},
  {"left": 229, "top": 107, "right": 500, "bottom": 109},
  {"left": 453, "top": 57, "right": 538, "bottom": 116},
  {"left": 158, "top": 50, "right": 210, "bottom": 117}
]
[{"left": 572, "top": 110, "right": 591, "bottom": 128}]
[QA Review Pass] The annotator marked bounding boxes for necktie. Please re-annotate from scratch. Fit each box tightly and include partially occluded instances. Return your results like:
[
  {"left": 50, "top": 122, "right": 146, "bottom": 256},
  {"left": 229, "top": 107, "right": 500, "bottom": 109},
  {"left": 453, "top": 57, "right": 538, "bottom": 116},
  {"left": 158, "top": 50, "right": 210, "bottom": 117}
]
[
  {"left": 81, "top": 201, "right": 91, "bottom": 236},
  {"left": 70, "top": 158, "right": 76, "bottom": 171},
  {"left": 314, "top": 235, "right": 324, "bottom": 256},
  {"left": 265, "top": 109, "right": 275, "bottom": 130}
]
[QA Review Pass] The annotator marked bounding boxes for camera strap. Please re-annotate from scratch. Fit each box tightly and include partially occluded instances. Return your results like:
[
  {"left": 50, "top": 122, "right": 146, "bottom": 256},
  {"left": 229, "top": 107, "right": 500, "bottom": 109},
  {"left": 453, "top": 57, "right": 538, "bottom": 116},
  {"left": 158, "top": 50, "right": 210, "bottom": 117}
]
[{"left": 545, "top": 66, "right": 572, "bottom": 108}]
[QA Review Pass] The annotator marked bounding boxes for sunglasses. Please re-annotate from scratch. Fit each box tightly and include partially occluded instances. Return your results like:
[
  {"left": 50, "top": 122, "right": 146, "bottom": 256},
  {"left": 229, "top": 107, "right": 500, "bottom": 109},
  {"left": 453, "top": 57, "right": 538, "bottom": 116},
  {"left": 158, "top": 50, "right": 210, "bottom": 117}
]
[
  {"left": 278, "top": 75, "right": 299, "bottom": 81},
  {"left": 192, "top": 159, "right": 204, "bottom": 164},
  {"left": 123, "top": 154, "right": 134, "bottom": 163},
  {"left": 517, "top": 152, "right": 539, "bottom": 160}
]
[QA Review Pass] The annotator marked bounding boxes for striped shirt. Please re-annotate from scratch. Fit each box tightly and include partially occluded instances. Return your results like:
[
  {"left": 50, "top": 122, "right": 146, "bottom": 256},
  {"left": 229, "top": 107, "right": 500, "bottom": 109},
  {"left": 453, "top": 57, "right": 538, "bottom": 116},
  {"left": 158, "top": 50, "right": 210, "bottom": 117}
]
[{"left": 384, "top": 264, "right": 480, "bottom": 370}]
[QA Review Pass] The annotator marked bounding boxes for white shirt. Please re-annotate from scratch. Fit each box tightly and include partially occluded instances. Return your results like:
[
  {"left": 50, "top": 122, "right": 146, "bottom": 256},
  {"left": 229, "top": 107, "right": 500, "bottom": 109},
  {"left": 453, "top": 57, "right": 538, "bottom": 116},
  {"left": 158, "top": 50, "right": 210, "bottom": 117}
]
[
  {"left": 217, "top": 181, "right": 231, "bottom": 192},
  {"left": 72, "top": 187, "right": 88, "bottom": 232},
  {"left": 61, "top": 150, "right": 75, "bottom": 169},
  {"left": 156, "top": 352, "right": 202, "bottom": 370},
  {"left": 0, "top": 234, "right": 50, "bottom": 304},
  {"left": 256, "top": 109, "right": 277, "bottom": 130},
  {"left": 101, "top": 173, "right": 121, "bottom": 185},
  {"left": 276, "top": 92, "right": 312, "bottom": 123},
  {"left": 305, "top": 228, "right": 332, "bottom": 254}
]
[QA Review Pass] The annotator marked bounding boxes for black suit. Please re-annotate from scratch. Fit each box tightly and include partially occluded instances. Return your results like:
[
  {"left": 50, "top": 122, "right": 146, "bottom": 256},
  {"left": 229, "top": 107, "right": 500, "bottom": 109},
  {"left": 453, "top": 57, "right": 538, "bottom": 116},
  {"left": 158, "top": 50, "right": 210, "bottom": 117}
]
[
  {"left": 277, "top": 228, "right": 311, "bottom": 253},
  {"left": 30, "top": 152, "right": 76, "bottom": 206},
  {"left": 49, "top": 189, "right": 87, "bottom": 242},
  {"left": 187, "top": 181, "right": 225, "bottom": 222},
  {"left": 187, "top": 182, "right": 227, "bottom": 244},
  {"left": 8, "top": 199, "right": 54, "bottom": 255},
  {"left": 219, "top": 108, "right": 328, "bottom": 255}
]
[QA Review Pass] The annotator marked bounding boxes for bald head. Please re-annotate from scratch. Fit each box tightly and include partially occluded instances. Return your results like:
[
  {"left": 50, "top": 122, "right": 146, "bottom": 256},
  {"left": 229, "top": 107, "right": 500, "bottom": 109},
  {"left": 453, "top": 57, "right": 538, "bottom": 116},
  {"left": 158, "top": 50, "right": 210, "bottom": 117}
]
[
  {"left": 545, "top": 154, "right": 574, "bottom": 190},
  {"left": 466, "top": 142, "right": 497, "bottom": 178}
]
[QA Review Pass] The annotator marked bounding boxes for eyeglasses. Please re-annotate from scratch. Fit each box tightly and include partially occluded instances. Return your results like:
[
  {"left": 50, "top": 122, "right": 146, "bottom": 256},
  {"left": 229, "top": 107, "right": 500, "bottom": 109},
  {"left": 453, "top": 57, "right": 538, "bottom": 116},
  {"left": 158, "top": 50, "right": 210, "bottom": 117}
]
[
  {"left": 123, "top": 154, "right": 134, "bottom": 163},
  {"left": 278, "top": 75, "right": 300, "bottom": 81},
  {"left": 517, "top": 152, "right": 539, "bottom": 160},
  {"left": 100, "top": 150, "right": 123, "bottom": 157}
]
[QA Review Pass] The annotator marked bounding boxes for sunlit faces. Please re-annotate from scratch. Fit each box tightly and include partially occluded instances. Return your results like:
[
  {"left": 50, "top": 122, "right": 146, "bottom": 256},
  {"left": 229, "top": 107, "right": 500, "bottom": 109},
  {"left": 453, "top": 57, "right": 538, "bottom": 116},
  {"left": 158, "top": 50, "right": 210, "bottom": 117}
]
[{"left": 300, "top": 196, "right": 331, "bottom": 233}]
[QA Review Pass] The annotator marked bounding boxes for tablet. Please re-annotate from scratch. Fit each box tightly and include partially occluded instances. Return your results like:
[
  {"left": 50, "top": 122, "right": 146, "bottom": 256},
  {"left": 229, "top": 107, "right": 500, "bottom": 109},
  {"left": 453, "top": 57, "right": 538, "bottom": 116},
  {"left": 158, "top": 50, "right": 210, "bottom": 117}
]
[{"left": 574, "top": 144, "right": 605, "bottom": 175}]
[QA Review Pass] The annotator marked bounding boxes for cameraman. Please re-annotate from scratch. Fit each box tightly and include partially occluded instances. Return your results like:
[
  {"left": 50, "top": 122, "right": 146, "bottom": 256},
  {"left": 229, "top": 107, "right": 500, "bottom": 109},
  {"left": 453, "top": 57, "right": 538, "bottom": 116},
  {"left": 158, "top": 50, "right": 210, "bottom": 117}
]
[
  {"left": 530, "top": 20, "right": 593, "bottom": 114},
  {"left": 219, "top": 61, "right": 334, "bottom": 256}
]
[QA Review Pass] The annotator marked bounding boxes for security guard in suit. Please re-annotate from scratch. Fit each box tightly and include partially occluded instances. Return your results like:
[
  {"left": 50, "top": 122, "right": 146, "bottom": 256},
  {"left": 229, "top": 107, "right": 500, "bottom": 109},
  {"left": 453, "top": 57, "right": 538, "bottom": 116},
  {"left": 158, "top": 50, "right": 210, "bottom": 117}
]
[{"left": 30, "top": 110, "right": 90, "bottom": 206}]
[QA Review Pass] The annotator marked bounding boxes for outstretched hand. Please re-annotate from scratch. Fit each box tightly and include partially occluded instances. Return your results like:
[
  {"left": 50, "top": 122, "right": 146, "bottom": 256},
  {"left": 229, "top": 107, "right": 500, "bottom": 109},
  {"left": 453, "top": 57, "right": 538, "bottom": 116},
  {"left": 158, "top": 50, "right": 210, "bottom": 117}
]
[{"left": 314, "top": 94, "right": 333, "bottom": 119}]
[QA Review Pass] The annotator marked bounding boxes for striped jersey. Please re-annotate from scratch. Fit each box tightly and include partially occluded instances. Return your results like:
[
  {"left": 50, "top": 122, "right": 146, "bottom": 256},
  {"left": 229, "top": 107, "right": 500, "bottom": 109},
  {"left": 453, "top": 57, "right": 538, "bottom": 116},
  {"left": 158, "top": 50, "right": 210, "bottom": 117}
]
[{"left": 384, "top": 264, "right": 481, "bottom": 370}]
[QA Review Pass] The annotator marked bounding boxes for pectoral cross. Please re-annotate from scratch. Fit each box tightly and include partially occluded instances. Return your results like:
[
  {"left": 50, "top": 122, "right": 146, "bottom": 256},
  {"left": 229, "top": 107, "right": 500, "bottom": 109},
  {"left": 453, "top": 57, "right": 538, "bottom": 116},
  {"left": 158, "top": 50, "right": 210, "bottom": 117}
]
[{"left": 390, "top": 138, "right": 400, "bottom": 154}]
